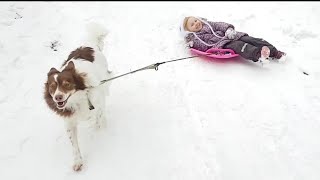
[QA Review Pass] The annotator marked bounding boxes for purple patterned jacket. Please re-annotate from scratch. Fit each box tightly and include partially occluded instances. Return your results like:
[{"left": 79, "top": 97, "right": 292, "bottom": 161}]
[{"left": 184, "top": 19, "right": 248, "bottom": 52}]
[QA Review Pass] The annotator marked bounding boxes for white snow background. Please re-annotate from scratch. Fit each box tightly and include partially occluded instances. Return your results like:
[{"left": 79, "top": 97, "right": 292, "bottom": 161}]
[{"left": 0, "top": 1, "right": 320, "bottom": 180}]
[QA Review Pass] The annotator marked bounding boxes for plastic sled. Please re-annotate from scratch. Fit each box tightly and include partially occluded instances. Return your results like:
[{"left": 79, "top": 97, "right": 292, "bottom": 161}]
[{"left": 190, "top": 48, "right": 239, "bottom": 59}]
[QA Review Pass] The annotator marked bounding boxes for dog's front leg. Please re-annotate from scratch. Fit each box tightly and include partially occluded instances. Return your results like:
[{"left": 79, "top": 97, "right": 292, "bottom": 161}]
[{"left": 65, "top": 120, "right": 83, "bottom": 171}]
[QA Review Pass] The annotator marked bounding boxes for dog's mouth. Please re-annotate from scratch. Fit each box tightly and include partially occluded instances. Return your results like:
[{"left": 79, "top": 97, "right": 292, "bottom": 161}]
[
  {"left": 57, "top": 101, "right": 67, "bottom": 109},
  {"left": 56, "top": 95, "right": 71, "bottom": 109}
]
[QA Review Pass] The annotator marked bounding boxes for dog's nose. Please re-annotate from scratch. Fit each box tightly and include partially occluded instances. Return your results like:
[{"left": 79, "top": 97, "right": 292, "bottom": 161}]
[{"left": 55, "top": 95, "right": 63, "bottom": 101}]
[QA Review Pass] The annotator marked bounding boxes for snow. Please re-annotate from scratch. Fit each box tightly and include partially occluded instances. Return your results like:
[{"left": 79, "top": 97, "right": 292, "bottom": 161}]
[{"left": 1, "top": 1, "right": 320, "bottom": 180}]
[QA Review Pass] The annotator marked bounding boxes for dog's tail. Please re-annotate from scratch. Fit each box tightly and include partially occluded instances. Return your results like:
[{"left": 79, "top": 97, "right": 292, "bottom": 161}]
[{"left": 85, "top": 22, "right": 108, "bottom": 51}]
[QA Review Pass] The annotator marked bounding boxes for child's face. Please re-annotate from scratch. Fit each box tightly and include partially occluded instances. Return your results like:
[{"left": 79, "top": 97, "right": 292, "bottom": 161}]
[{"left": 185, "top": 17, "right": 203, "bottom": 32}]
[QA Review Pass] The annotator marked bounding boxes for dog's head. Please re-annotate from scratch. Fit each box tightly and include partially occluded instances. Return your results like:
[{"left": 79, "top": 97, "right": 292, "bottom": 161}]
[{"left": 45, "top": 61, "right": 86, "bottom": 110}]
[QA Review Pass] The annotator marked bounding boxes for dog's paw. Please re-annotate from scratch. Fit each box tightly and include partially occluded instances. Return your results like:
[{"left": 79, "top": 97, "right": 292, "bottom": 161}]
[
  {"left": 72, "top": 162, "right": 83, "bottom": 172},
  {"left": 93, "top": 123, "right": 101, "bottom": 130},
  {"left": 94, "top": 119, "right": 106, "bottom": 130},
  {"left": 99, "top": 117, "right": 107, "bottom": 129}
]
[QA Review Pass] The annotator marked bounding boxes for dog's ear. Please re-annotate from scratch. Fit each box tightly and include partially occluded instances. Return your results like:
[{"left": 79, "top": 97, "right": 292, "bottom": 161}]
[
  {"left": 64, "top": 61, "right": 75, "bottom": 71},
  {"left": 47, "top": 67, "right": 59, "bottom": 77}
]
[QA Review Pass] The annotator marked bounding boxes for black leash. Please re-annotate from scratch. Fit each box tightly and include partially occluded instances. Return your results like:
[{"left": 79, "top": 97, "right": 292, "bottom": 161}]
[
  {"left": 99, "top": 55, "right": 199, "bottom": 85},
  {"left": 87, "top": 55, "right": 199, "bottom": 110}
]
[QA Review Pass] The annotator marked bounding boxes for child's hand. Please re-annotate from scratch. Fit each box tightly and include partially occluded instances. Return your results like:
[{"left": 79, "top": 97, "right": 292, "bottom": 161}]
[
  {"left": 225, "top": 28, "right": 237, "bottom": 39},
  {"left": 187, "top": 41, "right": 194, "bottom": 48}
]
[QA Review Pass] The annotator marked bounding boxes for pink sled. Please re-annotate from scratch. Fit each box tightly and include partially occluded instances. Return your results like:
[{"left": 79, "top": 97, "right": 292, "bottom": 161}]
[{"left": 190, "top": 48, "right": 239, "bottom": 59}]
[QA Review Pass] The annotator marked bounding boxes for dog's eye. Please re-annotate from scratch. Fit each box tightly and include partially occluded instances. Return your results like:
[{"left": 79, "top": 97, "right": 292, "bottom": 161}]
[
  {"left": 64, "top": 82, "right": 72, "bottom": 88},
  {"left": 49, "top": 83, "right": 56, "bottom": 88}
]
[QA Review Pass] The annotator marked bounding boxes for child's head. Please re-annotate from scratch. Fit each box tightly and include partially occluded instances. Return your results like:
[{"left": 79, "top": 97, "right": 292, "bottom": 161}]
[{"left": 183, "top": 16, "right": 203, "bottom": 32}]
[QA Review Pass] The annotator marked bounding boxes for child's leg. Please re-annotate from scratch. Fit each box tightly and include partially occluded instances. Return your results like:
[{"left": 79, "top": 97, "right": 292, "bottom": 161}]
[
  {"left": 238, "top": 36, "right": 278, "bottom": 57},
  {"left": 224, "top": 40, "right": 266, "bottom": 62}
]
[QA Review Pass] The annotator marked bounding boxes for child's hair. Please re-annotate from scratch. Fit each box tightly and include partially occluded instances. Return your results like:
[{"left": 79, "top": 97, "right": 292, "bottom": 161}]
[{"left": 183, "top": 16, "right": 191, "bottom": 31}]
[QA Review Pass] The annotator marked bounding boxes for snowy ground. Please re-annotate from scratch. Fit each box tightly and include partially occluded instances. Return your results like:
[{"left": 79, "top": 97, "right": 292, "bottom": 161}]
[{"left": 1, "top": 1, "right": 320, "bottom": 180}]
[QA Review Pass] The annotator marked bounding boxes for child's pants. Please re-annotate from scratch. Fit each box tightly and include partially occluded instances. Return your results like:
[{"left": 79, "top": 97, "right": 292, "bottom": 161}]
[{"left": 224, "top": 36, "right": 278, "bottom": 62}]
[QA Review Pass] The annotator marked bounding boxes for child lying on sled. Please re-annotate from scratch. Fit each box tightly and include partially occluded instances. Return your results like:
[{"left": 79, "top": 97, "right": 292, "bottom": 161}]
[{"left": 180, "top": 16, "right": 286, "bottom": 64}]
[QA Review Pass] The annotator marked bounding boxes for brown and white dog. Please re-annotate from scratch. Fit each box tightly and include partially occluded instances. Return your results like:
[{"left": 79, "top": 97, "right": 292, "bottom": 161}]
[{"left": 44, "top": 23, "right": 111, "bottom": 171}]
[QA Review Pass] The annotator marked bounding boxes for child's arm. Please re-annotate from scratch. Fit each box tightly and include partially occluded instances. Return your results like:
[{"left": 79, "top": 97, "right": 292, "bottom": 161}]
[
  {"left": 187, "top": 38, "right": 210, "bottom": 52},
  {"left": 185, "top": 33, "right": 214, "bottom": 52},
  {"left": 209, "top": 21, "right": 235, "bottom": 34}
]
